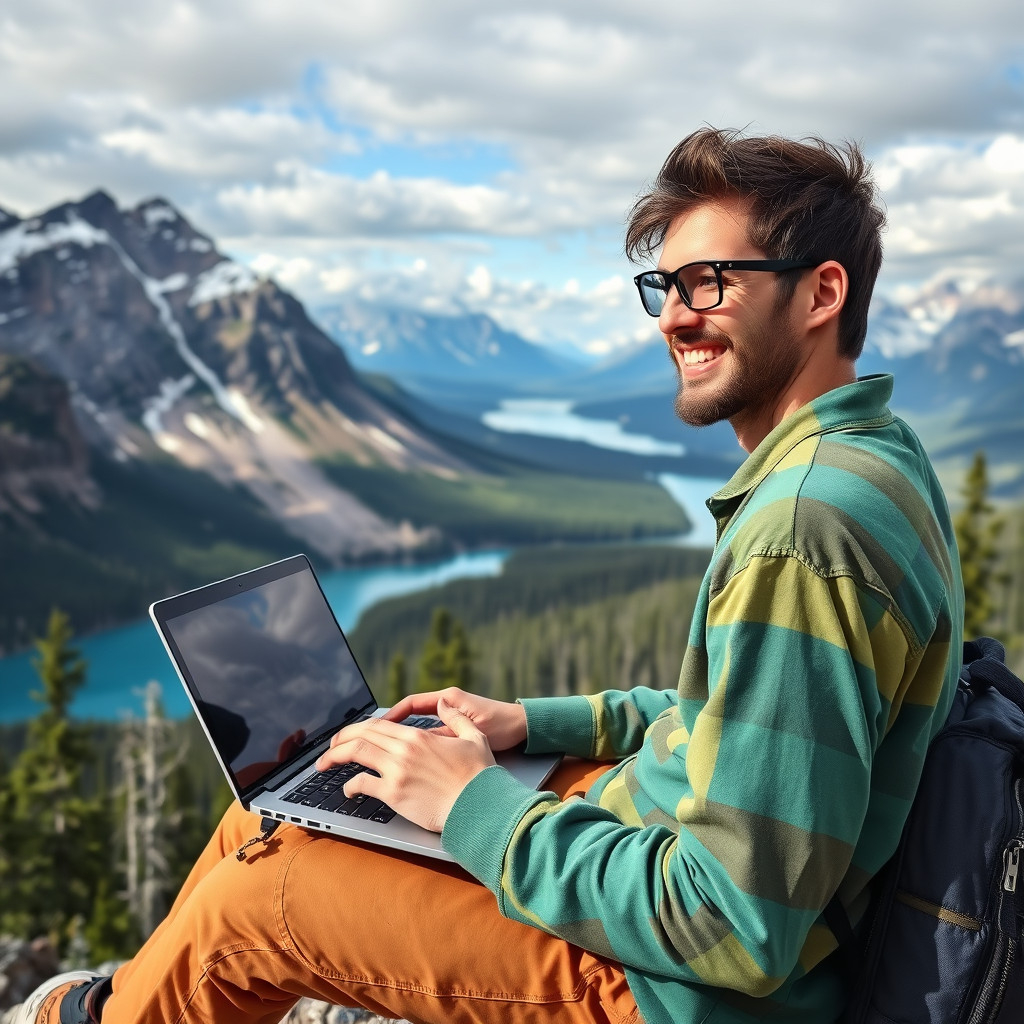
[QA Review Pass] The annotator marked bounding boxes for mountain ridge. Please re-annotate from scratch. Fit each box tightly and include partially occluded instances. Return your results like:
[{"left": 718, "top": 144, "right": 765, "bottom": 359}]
[{"left": 0, "top": 189, "right": 474, "bottom": 564}]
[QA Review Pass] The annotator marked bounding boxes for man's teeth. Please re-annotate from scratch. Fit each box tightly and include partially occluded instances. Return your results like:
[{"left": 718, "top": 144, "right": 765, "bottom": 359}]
[{"left": 682, "top": 348, "right": 722, "bottom": 365}]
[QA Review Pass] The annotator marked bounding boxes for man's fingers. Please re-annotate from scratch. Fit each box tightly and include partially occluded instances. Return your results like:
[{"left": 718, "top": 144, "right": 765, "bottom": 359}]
[
  {"left": 342, "top": 769, "right": 384, "bottom": 802},
  {"left": 318, "top": 716, "right": 439, "bottom": 771},
  {"left": 316, "top": 729, "right": 396, "bottom": 772},
  {"left": 382, "top": 692, "right": 446, "bottom": 721},
  {"left": 327, "top": 716, "right": 409, "bottom": 751}
]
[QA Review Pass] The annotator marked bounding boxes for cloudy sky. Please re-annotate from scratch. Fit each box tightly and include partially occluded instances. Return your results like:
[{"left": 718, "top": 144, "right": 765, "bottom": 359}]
[{"left": 3, "top": 0, "right": 1023, "bottom": 355}]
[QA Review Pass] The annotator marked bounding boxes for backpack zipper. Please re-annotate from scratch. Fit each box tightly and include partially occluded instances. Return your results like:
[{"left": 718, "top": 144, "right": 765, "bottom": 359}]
[{"left": 965, "top": 778, "right": 1024, "bottom": 1024}]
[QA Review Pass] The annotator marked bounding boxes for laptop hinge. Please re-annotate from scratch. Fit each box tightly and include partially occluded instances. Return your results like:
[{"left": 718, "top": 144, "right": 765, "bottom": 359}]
[{"left": 247, "top": 734, "right": 335, "bottom": 802}]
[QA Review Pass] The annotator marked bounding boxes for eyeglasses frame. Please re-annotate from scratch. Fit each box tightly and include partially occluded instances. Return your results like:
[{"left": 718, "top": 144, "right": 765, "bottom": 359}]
[{"left": 633, "top": 259, "right": 817, "bottom": 317}]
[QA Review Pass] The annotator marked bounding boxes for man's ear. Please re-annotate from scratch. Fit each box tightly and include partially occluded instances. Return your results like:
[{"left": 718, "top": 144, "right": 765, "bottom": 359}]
[{"left": 802, "top": 261, "right": 848, "bottom": 332}]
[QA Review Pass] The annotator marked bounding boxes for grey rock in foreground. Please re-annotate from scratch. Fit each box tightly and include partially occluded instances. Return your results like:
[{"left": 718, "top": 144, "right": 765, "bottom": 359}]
[
  {"left": 0, "top": 937, "right": 60, "bottom": 1013},
  {"left": 279, "top": 1001, "right": 405, "bottom": 1024}
]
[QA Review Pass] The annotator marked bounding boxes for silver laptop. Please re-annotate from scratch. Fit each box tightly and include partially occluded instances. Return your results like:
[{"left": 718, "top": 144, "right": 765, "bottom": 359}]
[{"left": 150, "top": 553, "right": 561, "bottom": 861}]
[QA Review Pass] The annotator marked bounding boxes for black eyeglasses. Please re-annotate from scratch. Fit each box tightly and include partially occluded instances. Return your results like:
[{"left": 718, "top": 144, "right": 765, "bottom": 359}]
[{"left": 633, "top": 259, "right": 816, "bottom": 317}]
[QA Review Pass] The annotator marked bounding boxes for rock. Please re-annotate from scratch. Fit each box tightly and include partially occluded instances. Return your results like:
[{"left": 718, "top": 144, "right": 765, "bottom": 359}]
[
  {"left": 0, "top": 936, "right": 60, "bottom": 1012},
  {"left": 278, "top": 1001, "right": 406, "bottom": 1024}
]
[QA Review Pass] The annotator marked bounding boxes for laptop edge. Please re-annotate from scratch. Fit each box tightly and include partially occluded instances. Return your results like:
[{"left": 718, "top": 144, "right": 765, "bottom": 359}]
[{"left": 149, "top": 554, "right": 561, "bottom": 863}]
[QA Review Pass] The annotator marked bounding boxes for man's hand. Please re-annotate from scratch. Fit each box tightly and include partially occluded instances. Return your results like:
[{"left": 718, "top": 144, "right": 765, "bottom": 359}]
[
  {"left": 384, "top": 688, "right": 528, "bottom": 751},
  {"left": 314, "top": 696, "right": 498, "bottom": 834}
]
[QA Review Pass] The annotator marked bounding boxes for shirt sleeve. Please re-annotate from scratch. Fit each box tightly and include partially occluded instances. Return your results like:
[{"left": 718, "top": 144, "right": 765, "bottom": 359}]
[
  {"left": 442, "top": 555, "right": 914, "bottom": 997},
  {"left": 518, "top": 686, "right": 678, "bottom": 760}
]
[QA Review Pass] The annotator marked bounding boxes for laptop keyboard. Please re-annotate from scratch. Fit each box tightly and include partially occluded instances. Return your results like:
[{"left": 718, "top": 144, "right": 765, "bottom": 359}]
[{"left": 281, "top": 714, "right": 441, "bottom": 825}]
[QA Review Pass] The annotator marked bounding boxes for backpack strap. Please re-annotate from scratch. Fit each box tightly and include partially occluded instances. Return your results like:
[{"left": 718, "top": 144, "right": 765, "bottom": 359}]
[{"left": 962, "top": 636, "right": 1024, "bottom": 716}]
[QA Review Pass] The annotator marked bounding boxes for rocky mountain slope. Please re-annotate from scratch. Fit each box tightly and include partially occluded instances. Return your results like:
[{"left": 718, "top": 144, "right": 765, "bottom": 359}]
[
  {"left": 0, "top": 355, "right": 99, "bottom": 524},
  {"left": 0, "top": 192, "right": 481, "bottom": 653},
  {"left": 0, "top": 191, "right": 471, "bottom": 564}
]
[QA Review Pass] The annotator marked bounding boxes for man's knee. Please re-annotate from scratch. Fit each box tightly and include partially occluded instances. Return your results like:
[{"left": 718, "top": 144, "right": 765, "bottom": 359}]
[{"left": 183, "top": 828, "right": 301, "bottom": 953}]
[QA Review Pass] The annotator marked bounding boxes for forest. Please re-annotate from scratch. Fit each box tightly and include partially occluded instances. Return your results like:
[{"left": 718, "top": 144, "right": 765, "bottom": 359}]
[{"left": 0, "top": 452, "right": 1020, "bottom": 970}]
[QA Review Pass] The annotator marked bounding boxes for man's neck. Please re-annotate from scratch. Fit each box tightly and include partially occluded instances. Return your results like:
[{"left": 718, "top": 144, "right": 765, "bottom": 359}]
[{"left": 731, "top": 358, "right": 858, "bottom": 454}]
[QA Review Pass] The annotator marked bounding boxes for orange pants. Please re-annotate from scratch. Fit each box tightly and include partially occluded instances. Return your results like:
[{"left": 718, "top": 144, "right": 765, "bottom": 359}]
[{"left": 103, "top": 757, "right": 641, "bottom": 1024}]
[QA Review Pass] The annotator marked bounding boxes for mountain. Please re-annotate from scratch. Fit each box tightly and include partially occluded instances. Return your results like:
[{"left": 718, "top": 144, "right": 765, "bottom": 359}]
[
  {"left": 0, "top": 354, "right": 97, "bottom": 522},
  {"left": 0, "top": 191, "right": 478, "bottom": 650},
  {"left": 315, "top": 302, "right": 578, "bottom": 412},
  {"left": 860, "top": 282, "right": 1024, "bottom": 497},
  {"left": 0, "top": 189, "right": 475, "bottom": 545}
]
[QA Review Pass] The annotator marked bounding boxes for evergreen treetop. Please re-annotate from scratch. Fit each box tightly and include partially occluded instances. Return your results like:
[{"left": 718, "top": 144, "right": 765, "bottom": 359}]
[{"left": 955, "top": 451, "right": 1007, "bottom": 639}]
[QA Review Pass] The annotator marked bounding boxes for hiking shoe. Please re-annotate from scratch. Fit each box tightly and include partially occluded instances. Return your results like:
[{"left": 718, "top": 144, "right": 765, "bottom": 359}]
[{"left": 10, "top": 972, "right": 110, "bottom": 1024}]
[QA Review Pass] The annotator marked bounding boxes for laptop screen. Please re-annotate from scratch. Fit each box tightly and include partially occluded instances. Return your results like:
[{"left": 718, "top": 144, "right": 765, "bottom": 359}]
[{"left": 156, "top": 558, "right": 374, "bottom": 798}]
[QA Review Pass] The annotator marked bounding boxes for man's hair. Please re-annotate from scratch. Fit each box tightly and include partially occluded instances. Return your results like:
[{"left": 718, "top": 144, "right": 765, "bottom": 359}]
[{"left": 625, "top": 128, "right": 885, "bottom": 359}]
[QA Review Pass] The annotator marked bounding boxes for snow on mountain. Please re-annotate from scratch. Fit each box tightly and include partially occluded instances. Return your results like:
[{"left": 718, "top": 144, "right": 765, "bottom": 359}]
[
  {"left": 0, "top": 215, "right": 109, "bottom": 274},
  {"left": 189, "top": 260, "right": 259, "bottom": 306}
]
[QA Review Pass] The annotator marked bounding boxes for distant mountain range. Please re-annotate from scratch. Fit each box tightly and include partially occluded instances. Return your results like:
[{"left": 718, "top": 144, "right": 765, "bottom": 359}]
[
  {"left": 315, "top": 302, "right": 578, "bottom": 403},
  {"left": 2, "top": 186, "right": 1022, "bottom": 655},
  {"left": 565, "top": 281, "right": 1024, "bottom": 498},
  {"left": 318, "top": 276, "right": 1024, "bottom": 499}
]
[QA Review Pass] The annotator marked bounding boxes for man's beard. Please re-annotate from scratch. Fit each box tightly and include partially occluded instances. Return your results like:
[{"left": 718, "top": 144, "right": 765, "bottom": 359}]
[{"left": 671, "top": 314, "right": 802, "bottom": 429}]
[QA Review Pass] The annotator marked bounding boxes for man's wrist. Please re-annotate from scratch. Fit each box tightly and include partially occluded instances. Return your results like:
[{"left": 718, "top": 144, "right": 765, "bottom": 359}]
[{"left": 512, "top": 700, "right": 528, "bottom": 746}]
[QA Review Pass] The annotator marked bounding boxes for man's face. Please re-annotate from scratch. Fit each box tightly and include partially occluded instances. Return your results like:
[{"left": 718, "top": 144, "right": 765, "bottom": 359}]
[{"left": 657, "top": 199, "right": 805, "bottom": 435}]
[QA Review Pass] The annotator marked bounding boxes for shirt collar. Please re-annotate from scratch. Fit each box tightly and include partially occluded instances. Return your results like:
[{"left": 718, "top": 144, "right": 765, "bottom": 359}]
[{"left": 707, "top": 374, "right": 895, "bottom": 523}]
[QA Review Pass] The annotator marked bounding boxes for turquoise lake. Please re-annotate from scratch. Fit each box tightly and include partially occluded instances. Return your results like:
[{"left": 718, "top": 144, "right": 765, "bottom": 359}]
[
  {"left": 0, "top": 472, "right": 724, "bottom": 724},
  {"left": 0, "top": 551, "right": 508, "bottom": 723}
]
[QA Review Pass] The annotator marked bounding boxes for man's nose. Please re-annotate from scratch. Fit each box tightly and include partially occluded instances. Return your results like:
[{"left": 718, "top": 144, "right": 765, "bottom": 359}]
[{"left": 658, "top": 289, "right": 703, "bottom": 337}]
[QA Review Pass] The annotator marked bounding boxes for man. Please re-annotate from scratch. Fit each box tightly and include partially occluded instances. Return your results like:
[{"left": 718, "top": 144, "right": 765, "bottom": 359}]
[{"left": 19, "top": 128, "right": 963, "bottom": 1024}]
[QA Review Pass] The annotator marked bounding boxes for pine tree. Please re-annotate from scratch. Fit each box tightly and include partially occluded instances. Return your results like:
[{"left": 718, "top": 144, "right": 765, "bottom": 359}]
[
  {"left": 417, "top": 608, "right": 453, "bottom": 693},
  {"left": 0, "top": 609, "right": 107, "bottom": 948},
  {"left": 448, "top": 619, "right": 473, "bottom": 691},
  {"left": 416, "top": 607, "right": 474, "bottom": 692},
  {"left": 534, "top": 649, "right": 555, "bottom": 697},
  {"left": 386, "top": 653, "right": 408, "bottom": 708},
  {"left": 84, "top": 876, "right": 136, "bottom": 964},
  {"left": 955, "top": 451, "right": 1007, "bottom": 638},
  {"left": 495, "top": 663, "right": 516, "bottom": 703}
]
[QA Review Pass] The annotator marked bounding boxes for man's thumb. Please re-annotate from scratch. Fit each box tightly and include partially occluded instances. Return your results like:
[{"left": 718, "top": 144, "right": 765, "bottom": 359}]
[{"left": 437, "top": 696, "right": 476, "bottom": 737}]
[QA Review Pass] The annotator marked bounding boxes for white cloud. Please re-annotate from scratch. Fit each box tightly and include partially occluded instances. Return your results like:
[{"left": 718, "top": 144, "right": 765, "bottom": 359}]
[
  {"left": 213, "top": 162, "right": 539, "bottom": 238},
  {"left": 874, "top": 136, "right": 1024, "bottom": 287},
  {"left": 466, "top": 264, "right": 493, "bottom": 300},
  {"left": 277, "top": 249, "right": 649, "bottom": 354},
  {"left": 3, "top": 0, "right": 1024, "bottom": 345},
  {"left": 97, "top": 103, "right": 347, "bottom": 178}
]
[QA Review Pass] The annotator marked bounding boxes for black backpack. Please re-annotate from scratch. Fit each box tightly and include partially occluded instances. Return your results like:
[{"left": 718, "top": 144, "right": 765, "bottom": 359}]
[{"left": 835, "top": 637, "right": 1024, "bottom": 1023}]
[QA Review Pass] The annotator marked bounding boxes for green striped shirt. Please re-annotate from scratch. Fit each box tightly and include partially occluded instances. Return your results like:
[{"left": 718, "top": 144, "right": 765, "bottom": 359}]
[{"left": 441, "top": 375, "right": 964, "bottom": 1024}]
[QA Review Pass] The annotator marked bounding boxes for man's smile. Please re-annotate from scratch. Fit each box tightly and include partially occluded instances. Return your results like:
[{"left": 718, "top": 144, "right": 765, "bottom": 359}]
[
  {"left": 679, "top": 344, "right": 726, "bottom": 366},
  {"left": 672, "top": 340, "right": 728, "bottom": 375}
]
